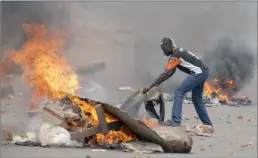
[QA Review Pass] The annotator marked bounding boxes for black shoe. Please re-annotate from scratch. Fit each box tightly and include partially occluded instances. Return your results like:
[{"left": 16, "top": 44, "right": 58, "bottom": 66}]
[{"left": 159, "top": 120, "right": 177, "bottom": 127}]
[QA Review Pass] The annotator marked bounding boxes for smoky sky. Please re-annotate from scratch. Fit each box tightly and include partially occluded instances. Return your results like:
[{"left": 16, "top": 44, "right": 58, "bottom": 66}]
[
  {"left": 203, "top": 36, "right": 256, "bottom": 93},
  {"left": 1, "top": 2, "right": 257, "bottom": 104}
]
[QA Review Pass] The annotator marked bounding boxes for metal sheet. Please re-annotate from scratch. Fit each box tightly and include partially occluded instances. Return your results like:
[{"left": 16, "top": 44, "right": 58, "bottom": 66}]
[
  {"left": 82, "top": 97, "right": 172, "bottom": 152},
  {"left": 119, "top": 90, "right": 145, "bottom": 118},
  {"left": 119, "top": 87, "right": 165, "bottom": 120},
  {"left": 79, "top": 96, "right": 193, "bottom": 153}
]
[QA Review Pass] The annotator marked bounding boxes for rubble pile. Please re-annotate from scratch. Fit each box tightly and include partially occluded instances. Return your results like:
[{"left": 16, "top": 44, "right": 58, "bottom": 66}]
[
  {"left": 183, "top": 92, "right": 252, "bottom": 106},
  {"left": 230, "top": 96, "right": 252, "bottom": 105},
  {"left": 119, "top": 86, "right": 252, "bottom": 106},
  {"left": 183, "top": 92, "right": 220, "bottom": 105},
  {"left": 1, "top": 24, "right": 195, "bottom": 154},
  {"left": 3, "top": 95, "right": 193, "bottom": 153}
]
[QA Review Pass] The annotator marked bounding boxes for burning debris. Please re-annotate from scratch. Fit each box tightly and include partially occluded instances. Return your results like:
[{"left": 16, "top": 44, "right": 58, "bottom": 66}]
[
  {"left": 3, "top": 95, "right": 193, "bottom": 153},
  {"left": 230, "top": 96, "right": 252, "bottom": 105},
  {"left": 183, "top": 92, "right": 220, "bottom": 105},
  {"left": 41, "top": 97, "right": 137, "bottom": 148},
  {"left": 182, "top": 77, "right": 253, "bottom": 106},
  {"left": 1, "top": 23, "right": 193, "bottom": 153},
  {"left": 200, "top": 36, "right": 255, "bottom": 106}
]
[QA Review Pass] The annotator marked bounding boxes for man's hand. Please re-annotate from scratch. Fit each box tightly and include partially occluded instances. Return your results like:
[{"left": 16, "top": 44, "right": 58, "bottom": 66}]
[{"left": 142, "top": 87, "right": 150, "bottom": 94}]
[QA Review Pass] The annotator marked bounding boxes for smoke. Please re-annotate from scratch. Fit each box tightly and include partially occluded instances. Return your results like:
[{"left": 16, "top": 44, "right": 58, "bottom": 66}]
[
  {"left": 203, "top": 36, "right": 256, "bottom": 93},
  {"left": 1, "top": 2, "right": 257, "bottom": 104}
]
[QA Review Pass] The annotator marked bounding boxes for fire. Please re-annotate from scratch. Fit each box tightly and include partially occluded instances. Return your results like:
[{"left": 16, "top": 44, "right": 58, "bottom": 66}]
[
  {"left": 204, "top": 77, "right": 237, "bottom": 103},
  {"left": 6, "top": 23, "right": 135, "bottom": 144},
  {"left": 140, "top": 115, "right": 160, "bottom": 128},
  {"left": 95, "top": 127, "right": 136, "bottom": 144},
  {"left": 10, "top": 23, "right": 79, "bottom": 101}
]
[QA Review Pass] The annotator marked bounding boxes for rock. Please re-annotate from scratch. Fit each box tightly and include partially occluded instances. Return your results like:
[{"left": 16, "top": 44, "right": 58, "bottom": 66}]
[
  {"left": 237, "top": 116, "right": 243, "bottom": 119},
  {"left": 194, "top": 125, "right": 213, "bottom": 137},
  {"left": 133, "top": 150, "right": 143, "bottom": 158},
  {"left": 184, "top": 117, "right": 189, "bottom": 121},
  {"left": 152, "top": 126, "right": 193, "bottom": 153},
  {"left": 241, "top": 141, "right": 252, "bottom": 147},
  {"left": 121, "top": 141, "right": 163, "bottom": 153}
]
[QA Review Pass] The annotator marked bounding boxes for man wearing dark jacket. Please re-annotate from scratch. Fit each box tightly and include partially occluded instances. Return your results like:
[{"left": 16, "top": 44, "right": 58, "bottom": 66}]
[{"left": 143, "top": 37, "right": 213, "bottom": 130}]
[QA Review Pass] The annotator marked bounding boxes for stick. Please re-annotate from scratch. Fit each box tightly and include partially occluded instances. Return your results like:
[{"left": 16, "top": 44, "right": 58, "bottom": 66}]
[
  {"left": 95, "top": 104, "right": 109, "bottom": 134},
  {"left": 70, "top": 121, "right": 121, "bottom": 140}
]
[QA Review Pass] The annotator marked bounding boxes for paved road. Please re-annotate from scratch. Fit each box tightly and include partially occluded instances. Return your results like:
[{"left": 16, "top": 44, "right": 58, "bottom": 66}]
[{"left": 1, "top": 93, "right": 257, "bottom": 158}]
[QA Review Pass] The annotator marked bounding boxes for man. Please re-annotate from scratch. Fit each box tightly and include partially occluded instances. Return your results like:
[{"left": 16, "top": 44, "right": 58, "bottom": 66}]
[{"left": 143, "top": 37, "right": 213, "bottom": 132}]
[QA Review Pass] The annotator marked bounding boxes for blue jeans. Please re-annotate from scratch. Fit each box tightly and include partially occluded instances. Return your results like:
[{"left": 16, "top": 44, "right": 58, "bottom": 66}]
[{"left": 171, "top": 70, "right": 213, "bottom": 126}]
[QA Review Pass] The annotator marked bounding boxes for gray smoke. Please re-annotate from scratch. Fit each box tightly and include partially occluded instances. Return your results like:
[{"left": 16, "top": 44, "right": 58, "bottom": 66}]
[
  {"left": 1, "top": 2, "right": 257, "bottom": 104},
  {"left": 203, "top": 36, "right": 256, "bottom": 93}
]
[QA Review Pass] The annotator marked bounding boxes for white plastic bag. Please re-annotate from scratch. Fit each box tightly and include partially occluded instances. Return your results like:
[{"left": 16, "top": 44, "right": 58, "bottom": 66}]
[{"left": 38, "top": 122, "right": 82, "bottom": 147}]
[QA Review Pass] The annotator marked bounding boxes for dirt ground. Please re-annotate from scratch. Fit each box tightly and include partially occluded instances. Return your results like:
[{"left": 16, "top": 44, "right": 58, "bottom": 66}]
[{"left": 0, "top": 91, "right": 257, "bottom": 158}]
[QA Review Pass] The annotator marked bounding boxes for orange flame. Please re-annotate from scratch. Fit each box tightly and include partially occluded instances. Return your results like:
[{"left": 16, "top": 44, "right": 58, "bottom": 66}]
[
  {"left": 10, "top": 23, "right": 79, "bottom": 101},
  {"left": 140, "top": 115, "right": 160, "bottom": 128},
  {"left": 204, "top": 77, "right": 237, "bottom": 103},
  {"left": 95, "top": 126, "right": 136, "bottom": 144},
  {"left": 7, "top": 23, "right": 135, "bottom": 144}
]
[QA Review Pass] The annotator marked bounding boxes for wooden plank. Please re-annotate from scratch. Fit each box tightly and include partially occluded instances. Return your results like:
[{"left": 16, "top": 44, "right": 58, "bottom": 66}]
[
  {"left": 70, "top": 126, "right": 101, "bottom": 140},
  {"left": 42, "top": 107, "right": 69, "bottom": 129},
  {"left": 70, "top": 121, "right": 122, "bottom": 140},
  {"left": 43, "top": 107, "right": 66, "bottom": 122},
  {"left": 95, "top": 104, "right": 109, "bottom": 134}
]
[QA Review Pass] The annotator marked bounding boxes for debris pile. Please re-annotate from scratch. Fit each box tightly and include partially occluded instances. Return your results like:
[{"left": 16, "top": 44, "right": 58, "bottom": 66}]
[
  {"left": 1, "top": 23, "right": 193, "bottom": 154},
  {"left": 183, "top": 92, "right": 252, "bottom": 106},
  {"left": 183, "top": 92, "right": 221, "bottom": 105},
  {"left": 203, "top": 77, "right": 252, "bottom": 106},
  {"left": 3, "top": 95, "right": 193, "bottom": 153},
  {"left": 181, "top": 77, "right": 253, "bottom": 106},
  {"left": 230, "top": 96, "right": 252, "bottom": 105}
]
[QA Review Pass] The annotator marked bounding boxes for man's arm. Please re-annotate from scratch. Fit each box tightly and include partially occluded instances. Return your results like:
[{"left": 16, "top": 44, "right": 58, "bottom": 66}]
[{"left": 147, "top": 57, "right": 182, "bottom": 90}]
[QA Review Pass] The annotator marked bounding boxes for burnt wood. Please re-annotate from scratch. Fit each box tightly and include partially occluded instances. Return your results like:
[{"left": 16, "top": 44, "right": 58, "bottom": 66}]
[
  {"left": 42, "top": 107, "right": 69, "bottom": 129},
  {"left": 95, "top": 104, "right": 109, "bottom": 134},
  {"left": 70, "top": 121, "right": 122, "bottom": 140},
  {"left": 77, "top": 96, "right": 173, "bottom": 152}
]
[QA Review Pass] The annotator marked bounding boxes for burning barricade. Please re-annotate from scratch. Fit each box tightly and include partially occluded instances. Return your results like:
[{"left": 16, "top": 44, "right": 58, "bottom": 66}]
[
  {"left": 3, "top": 93, "right": 193, "bottom": 153},
  {"left": 2, "top": 23, "right": 193, "bottom": 153}
]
